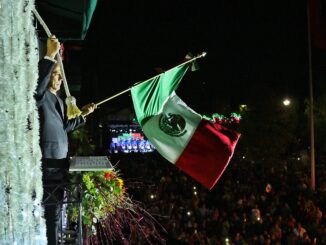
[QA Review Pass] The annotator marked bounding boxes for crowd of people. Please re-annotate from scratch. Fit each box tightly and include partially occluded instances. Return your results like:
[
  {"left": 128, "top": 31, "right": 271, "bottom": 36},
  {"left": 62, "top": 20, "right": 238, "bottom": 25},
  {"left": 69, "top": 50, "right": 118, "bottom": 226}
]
[{"left": 114, "top": 152, "right": 326, "bottom": 245}]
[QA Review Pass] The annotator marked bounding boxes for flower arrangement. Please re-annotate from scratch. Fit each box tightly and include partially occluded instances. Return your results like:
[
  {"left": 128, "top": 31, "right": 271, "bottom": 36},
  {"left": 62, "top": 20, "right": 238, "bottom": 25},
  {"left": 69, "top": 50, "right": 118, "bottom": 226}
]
[
  {"left": 79, "top": 170, "right": 125, "bottom": 226},
  {"left": 68, "top": 169, "right": 166, "bottom": 244},
  {"left": 203, "top": 112, "right": 242, "bottom": 124}
]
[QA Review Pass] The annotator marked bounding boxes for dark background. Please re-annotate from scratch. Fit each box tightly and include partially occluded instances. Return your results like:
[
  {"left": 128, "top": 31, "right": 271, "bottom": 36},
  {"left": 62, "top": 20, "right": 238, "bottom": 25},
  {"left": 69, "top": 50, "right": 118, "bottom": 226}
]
[
  {"left": 35, "top": 0, "right": 311, "bottom": 115},
  {"left": 81, "top": 0, "right": 308, "bottom": 114},
  {"left": 35, "top": 0, "right": 326, "bottom": 157}
]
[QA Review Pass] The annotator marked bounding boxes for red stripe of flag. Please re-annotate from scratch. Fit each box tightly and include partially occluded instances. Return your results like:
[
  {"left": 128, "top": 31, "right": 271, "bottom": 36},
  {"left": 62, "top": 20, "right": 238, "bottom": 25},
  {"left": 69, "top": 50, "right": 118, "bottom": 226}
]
[{"left": 176, "top": 119, "right": 240, "bottom": 190}]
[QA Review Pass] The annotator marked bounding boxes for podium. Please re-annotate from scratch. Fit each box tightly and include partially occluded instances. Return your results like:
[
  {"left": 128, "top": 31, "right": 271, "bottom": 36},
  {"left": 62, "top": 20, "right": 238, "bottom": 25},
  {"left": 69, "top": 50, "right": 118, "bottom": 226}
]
[
  {"left": 69, "top": 156, "right": 113, "bottom": 172},
  {"left": 43, "top": 156, "right": 113, "bottom": 245}
]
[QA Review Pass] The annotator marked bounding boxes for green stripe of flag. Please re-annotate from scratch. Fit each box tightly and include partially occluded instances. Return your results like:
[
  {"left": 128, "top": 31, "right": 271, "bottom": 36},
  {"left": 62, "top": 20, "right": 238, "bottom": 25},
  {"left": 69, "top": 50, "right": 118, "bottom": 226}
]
[{"left": 131, "top": 64, "right": 189, "bottom": 127}]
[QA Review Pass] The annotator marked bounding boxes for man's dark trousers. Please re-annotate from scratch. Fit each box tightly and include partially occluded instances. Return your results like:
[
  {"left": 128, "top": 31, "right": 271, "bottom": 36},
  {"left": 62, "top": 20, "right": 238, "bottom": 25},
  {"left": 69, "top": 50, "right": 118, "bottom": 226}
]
[{"left": 42, "top": 158, "right": 69, "bottom": 245}]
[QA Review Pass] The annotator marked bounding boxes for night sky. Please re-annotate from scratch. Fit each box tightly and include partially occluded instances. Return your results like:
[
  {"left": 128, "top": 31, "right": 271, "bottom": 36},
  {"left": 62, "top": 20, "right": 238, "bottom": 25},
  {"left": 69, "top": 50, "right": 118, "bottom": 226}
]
[{"left": 57, "top": 1, "right": 310, "bottom": 115}]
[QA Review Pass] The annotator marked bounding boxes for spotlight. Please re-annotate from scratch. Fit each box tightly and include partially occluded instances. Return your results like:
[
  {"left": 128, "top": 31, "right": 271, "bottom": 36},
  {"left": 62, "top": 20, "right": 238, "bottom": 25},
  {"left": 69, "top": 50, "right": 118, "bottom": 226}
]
[{"left": 283, "top": 99, "right": 290, "bottom": 106}]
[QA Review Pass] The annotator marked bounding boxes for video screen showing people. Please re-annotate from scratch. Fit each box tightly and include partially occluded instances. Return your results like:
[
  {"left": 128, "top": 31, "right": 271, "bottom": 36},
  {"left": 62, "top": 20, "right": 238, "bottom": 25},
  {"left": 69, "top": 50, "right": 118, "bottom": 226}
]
[{"left": 108, "top": 124, "right": 155, "bottom": 154}]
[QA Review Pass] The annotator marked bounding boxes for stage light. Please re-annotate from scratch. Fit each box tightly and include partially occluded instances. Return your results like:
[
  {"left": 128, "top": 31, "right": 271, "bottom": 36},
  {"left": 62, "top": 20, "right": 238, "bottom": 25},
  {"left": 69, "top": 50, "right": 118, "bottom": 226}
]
[{"left": 187, "top": 211, "right": 191, "bottom": 216}]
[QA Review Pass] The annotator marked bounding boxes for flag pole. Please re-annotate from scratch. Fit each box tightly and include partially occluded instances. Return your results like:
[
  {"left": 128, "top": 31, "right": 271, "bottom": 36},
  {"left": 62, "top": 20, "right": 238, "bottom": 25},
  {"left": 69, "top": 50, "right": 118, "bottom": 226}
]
[
  {"left": 306, "top": 0, "right": 315, "bottom": 191},
  {"left": 95, "top": 52, "right": 207, "bottom": 107}
]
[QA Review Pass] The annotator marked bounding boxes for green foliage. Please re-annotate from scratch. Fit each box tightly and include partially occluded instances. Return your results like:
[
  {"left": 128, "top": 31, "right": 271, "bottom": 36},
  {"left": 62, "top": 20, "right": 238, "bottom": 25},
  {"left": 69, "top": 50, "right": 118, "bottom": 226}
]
[
  {"left": 70, "top": 127, "right": 96, "bottom": 156},
  {"left": 69, "top": 170, "right": 126, "bottom": 228}
]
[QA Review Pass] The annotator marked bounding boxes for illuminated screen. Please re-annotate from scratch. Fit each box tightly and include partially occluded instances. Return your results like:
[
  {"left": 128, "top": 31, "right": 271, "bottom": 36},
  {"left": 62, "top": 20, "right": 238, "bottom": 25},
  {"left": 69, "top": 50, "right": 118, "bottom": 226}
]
[{"left": 108, "top": 124, "right": 155, "bottom": 154}]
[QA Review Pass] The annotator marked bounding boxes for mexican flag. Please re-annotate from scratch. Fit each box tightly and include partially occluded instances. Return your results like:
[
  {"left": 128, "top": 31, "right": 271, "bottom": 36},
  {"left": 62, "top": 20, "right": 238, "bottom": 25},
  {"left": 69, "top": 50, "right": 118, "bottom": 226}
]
[{"left": 131, "top": 64, "right": 240, "bottom": 190}]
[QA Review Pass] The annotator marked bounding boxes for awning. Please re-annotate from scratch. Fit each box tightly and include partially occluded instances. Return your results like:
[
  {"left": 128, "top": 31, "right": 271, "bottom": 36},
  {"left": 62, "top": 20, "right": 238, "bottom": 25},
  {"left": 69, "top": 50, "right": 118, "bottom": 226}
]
[{"left": 35, "top": 0, "right": 98, "bottom": 40}]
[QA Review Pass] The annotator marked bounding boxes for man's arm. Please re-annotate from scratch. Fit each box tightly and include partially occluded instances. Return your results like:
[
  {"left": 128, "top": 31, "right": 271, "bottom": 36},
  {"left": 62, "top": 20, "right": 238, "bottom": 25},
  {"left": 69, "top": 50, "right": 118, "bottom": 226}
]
[
  {"left": 34, "top": 36, "right": 61, "bottom": 107},
  {"left": 64, "top": 115, "right": 86, "bottom": 133},
  {"left": 65, "top": 103, "right": 97, "bottom": 133},
  {"left": 35, "top": 59, "right": 56, "bottom": 107}
]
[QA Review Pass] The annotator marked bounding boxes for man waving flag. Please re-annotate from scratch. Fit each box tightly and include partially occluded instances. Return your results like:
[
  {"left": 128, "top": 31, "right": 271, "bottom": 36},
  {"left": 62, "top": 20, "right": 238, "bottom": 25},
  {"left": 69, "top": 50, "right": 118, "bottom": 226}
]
[{"left": 131, "top": 63, "right": 240, "bottom": 190}]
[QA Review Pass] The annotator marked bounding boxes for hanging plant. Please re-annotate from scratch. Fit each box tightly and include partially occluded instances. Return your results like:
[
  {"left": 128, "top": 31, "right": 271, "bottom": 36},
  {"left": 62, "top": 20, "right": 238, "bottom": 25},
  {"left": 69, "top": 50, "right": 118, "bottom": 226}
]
[{"left": 76, "top": 170, "right": 125, "bottom": 226}]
